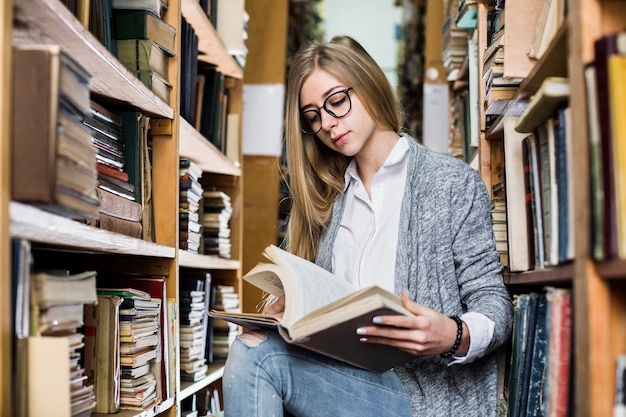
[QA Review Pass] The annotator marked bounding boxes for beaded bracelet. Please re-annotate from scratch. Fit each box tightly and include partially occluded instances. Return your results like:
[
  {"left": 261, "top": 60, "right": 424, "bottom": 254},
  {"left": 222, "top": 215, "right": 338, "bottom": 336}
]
[{"left": 440, "top": 315, "right": 463, "bottom": 359}]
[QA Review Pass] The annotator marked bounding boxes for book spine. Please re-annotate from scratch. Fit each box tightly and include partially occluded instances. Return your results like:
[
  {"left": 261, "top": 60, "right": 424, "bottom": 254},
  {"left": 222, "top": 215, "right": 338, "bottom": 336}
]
[
  {"left": 96, "top": 187, "right": 143, "bottom": 222},
  {"left": 93, "top": 212, "right": 143, "bottom": 238}
]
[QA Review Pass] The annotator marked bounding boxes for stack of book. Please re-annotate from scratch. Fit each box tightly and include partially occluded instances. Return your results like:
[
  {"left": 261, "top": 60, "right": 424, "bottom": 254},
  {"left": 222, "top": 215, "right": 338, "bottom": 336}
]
[
  {"left": 202, "top": 190, "right": 232, "bottom": 258},
  {"left": 12, "top": 44, "right": 100, "bottom": 220},
  {"left": 179, "top": 272, "right": 212, "bottom": 382},
  {"left": 97, "top": 288, "right": 161, "bottom": 411},
  {"left": 491, "top": 172, "right": 508, "bottom": 267},
  {"left": 211, "top": 284, "right": 240, "bottom": 360},
  {"left": 491, "top": 196, "right": 508, "bottom": 267},
  {"left": 180, "top": 159, "right": 204, "bottom": 253},
  {"left": 85, "top": 103, "right": 145, "bottom": 239},
  {"left": 441, "top": 3, "right": 470, "bottom": 82},
  {"left": 112, "top": 6, "right": 176, "bottom": 104},
  {"left": 31, "top": 269, "right": 99, "bottom": 417}
]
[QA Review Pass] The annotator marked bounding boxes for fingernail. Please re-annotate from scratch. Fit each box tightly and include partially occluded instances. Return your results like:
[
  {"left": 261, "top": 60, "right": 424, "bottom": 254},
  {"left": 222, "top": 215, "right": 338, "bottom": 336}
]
[
  {"left": 359, "top": 337, "right": 368, "bottom": 343},
  {"left": 356, "top": 327, "right": 366, "bottom": 335},
  {"left": 372, "top": 316, "right": 382, "bottom": 324}
]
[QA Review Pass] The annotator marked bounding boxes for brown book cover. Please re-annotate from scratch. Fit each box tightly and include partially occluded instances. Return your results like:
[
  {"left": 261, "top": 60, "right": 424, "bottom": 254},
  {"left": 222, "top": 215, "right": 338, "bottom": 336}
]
[
  {"left": 12, "top": 44, "right": 99, "bottom": 219},
  {"left": 91, "top": 212, "right": 143, "bottom": 238},
  {"left": 96, "top": 188, "right": 142, "bottom": 222}
]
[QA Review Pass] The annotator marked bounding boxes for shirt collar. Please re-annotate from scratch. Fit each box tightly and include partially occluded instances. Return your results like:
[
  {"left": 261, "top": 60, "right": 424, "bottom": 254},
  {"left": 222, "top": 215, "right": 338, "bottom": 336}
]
[{"left": 343, "top": 135, "right": 410, "bottom": 191}]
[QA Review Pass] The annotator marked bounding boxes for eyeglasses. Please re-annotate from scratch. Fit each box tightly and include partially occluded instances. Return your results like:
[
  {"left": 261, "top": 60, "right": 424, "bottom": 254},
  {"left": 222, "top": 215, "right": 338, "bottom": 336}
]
[{"left": 300, "top": 88, "right": 353, "bottom": 135}]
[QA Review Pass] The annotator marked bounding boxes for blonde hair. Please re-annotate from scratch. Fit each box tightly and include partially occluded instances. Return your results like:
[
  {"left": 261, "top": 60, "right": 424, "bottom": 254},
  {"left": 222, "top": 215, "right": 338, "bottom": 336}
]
[{"left": 283, "top": 35, "right": 403, "bottom": 261}]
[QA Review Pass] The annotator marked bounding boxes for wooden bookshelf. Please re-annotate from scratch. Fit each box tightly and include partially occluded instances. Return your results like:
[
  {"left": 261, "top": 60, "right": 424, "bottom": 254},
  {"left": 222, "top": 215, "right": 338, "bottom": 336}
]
[
  {"left": 442, "top": 0, "right": 626, "bottom": 415},
  {"left": 3, "top": 0, "right": 246, "bottom": 415}
]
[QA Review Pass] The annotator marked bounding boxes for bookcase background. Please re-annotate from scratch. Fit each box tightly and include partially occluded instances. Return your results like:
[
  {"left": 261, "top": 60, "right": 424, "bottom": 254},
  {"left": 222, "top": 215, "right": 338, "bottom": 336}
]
[
  {"left": 2, "top": 0, "right": 246, "bottom": 415},
  {"left": 430, "top": 0, "right": 626, "bottom": 415}
]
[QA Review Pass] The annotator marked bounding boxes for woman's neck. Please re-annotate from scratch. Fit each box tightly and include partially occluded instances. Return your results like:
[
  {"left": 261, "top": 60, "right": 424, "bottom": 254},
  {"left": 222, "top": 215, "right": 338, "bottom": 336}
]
[{"left": 354, "top": 130, "right": 400, "bottom": 195}]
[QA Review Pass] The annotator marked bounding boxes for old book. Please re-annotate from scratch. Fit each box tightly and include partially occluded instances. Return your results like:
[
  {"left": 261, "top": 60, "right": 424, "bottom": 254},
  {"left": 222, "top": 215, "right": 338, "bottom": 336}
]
[
  {"left": 96, "top": 187, "right": 142, "bottom": 222},
  {"left": 209, "top": 245, "right": 416, "bottom": 373},
  {"left": 545, "top": 287, "right": 572, "bottom": 417},
  {"left": 593, "top": 32, "right": 626, "bottom": 259},
  {"left": 93, "top": 212, "right": 143, "bottom": 238},
  {"left": 524, "top": 293, "right": 548, "bottom": 415},
  {"left": 97, "top": 161, "right": 130, "bottom": 182},
  {"left": 27, "top": 337, "right": 72, "bottom": 416},
  {"left": 12, "top": 45, "right": 100, "bottom": 219},
  {"left": 132, "top": 69, "right": 171, "bottom": 104},
  {"left": 98, "top": 176, "right": 136, "bottom": 201},
  {"left": 32, "top": 270, "right": 98, "bottom": 308},
  {"left": 584, "top": 63, "right": 606, "bottom": 261},
  {"left": 116, "top": 39, "right": 171, "bottom": 80},
  {"left": 503, "top": 117, "right": 532, "bottom": 271},
  {"left": 112, "top": 9, "right": 176, "bottom": 55},
  {"left": 84, "top": 295, "right": 123, "bottom": 414}
]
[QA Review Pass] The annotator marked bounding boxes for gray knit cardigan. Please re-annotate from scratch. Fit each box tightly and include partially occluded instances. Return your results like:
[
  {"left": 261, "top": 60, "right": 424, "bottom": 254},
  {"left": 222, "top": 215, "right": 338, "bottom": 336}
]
[{"left": 315, "top": 136, "right": 513, "bottom": 417}]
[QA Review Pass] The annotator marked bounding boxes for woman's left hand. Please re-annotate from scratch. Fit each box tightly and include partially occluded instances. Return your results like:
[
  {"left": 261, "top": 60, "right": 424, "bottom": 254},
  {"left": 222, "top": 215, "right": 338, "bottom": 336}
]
[{"left": 356, "top": 290, "right": 470, "bottom": 357}]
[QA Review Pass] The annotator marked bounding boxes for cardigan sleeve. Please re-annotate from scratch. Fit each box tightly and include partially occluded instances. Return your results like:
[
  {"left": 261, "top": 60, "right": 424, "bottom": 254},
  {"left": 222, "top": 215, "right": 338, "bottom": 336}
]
[{"left": 447, "top": 166, "right": 513, "bottom": 352}]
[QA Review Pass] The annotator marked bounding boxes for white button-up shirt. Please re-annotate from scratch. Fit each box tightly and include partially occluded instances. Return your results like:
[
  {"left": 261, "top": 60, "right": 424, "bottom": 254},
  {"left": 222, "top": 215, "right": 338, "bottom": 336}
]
[{"left": 332, "top": 136, "right": 494, "bottom": 363}]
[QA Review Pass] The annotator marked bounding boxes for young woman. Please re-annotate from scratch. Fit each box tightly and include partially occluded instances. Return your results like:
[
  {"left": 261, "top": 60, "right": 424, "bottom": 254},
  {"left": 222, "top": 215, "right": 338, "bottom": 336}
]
[{"left": 222, "top": 35, "right": 513, "bottom": 417}]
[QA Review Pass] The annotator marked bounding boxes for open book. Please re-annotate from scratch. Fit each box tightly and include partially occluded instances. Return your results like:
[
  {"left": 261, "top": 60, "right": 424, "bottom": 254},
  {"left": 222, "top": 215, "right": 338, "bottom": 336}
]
[{"left": 209, "top": 245, "right": 416, "bottom": 373}]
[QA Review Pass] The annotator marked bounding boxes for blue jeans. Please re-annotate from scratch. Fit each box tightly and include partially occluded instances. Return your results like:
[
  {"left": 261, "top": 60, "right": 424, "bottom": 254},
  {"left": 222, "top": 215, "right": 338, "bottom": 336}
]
[{"left": 223, "top": 330, "right": 412, "bottom": 417}]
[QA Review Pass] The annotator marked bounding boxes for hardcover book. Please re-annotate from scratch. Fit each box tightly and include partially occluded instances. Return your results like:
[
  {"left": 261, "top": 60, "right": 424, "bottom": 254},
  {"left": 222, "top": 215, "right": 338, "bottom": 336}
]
[
  {"left": 209, "top": 245, "right": 417, "bottom": 373},
  {"left": 116, "top": 39, "right": 171, "bottom": 80},
  {"left": 12, "top": 45, "right": 100, "bottom": 219},
  {"left": 112, "top": 9, "right": 176, "bottom": 55}
]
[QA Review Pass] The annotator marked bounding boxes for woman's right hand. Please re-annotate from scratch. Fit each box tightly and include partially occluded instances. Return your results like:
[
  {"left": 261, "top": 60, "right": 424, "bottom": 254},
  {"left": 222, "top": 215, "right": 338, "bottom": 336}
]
[{"left": 267, "top": 295, "right": 285, "bottom": 319}]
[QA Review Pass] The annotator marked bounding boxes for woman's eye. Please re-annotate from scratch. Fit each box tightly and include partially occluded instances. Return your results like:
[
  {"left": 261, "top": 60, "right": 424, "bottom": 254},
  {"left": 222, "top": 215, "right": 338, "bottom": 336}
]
[
  {"left": 305, "top": 111, "right": 319, "bottom": 123},
  {"left": 329, "top": 95, "right": 346, "bottom": 108}
]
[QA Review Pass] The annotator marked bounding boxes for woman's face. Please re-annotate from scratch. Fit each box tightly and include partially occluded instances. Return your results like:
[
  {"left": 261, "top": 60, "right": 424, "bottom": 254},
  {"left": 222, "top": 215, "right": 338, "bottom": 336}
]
[{"left": 299, "top": 68, "right": 378, "bottom": 157}]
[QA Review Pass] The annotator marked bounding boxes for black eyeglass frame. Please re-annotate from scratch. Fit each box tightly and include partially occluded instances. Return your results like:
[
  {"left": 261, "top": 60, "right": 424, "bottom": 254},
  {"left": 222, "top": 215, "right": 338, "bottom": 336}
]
[{"left": 300, "top": 87, "right": 354, "bottom": 135}]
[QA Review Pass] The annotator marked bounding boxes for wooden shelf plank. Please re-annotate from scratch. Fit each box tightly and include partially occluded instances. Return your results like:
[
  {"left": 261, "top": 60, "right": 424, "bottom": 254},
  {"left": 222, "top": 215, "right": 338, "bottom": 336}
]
[
  {"left": 179, "top": 118, "right": 241, "bottom": 176},
  {"left": 504, "top": 263, "right": 574, "bottom": 285},
  {"left": 178, "top": 249, "right": 241, "bottom": 270},
  {"left": 12, "top": 0, "right": 174, "bottom": 119},
  {"left": 181, "top": 0, "right": 243, "bottom": 79},
  {"left": 178, "top": 362, "right": 225, "bottom": 401},
  {"left": 10, "top": 202, "right": 175, "bottom": 258}
]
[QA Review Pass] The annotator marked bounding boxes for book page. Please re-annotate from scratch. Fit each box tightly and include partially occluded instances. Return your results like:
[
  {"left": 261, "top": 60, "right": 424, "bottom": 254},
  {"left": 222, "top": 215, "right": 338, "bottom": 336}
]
[{"left": 244, "top": 245, "right": 356, "bottom": 327}]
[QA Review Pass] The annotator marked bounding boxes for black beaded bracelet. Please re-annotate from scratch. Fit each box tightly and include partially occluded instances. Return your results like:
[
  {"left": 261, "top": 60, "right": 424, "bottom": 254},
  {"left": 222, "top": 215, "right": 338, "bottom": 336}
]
[{"left": 440, "top": 315, "right": 463, "bottom": 359}]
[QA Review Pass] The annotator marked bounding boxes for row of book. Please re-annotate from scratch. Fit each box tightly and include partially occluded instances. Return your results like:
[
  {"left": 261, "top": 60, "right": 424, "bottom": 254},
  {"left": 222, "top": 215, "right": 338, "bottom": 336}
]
[
  {"left": 504, "top": 26, "right": 626, "bottom": 271},
  {"left": 12, "top": 43, "right": 154, "bottom": 240},
  {"left": 181, "top": 386, "right": 222, "bottom": 417},
  {"left": 62, "top": 0, "right": 176, "bottom": 105},
  {"left": 179, "top": 158, "right": 234, "bottom": 258},
  {"left": 586, "top": 31, "right": 626, "bottom": 261},
  {"left": 502, "top": 287, "right": 572, "bottom": 417},
  {"left": 13, "top": 239, "right": 99, "bottom": 416}
]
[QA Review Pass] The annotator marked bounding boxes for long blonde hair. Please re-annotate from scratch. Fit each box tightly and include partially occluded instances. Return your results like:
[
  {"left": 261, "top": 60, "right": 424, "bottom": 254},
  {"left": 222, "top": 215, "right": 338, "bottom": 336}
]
[{"left": 283, "top": 35, "right": 404, "bottom": 261}]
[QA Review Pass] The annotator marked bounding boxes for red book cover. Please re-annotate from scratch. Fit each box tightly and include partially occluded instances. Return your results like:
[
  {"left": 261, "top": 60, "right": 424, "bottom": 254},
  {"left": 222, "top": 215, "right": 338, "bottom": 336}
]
[
  {"left": 97, "top": 161, "right": 130, "bottom": 182},
  {"left": 546, "top": 287, "right": 572, "bottom": 417}
]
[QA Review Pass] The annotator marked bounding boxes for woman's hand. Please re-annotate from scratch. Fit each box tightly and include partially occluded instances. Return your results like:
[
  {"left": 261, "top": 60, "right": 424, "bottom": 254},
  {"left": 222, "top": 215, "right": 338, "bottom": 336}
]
[
  {"left": 356, "top": 291, "right": 470, "bottom": 357},
  {"left": 266, "top": 295, "right": 286, "bottom": 320}
]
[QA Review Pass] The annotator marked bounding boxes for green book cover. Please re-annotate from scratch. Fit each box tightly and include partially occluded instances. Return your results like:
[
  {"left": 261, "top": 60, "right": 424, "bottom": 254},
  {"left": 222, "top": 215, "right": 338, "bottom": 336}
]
[{"left": 112, "top": 9, "right": 176, "bottom": 56}]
